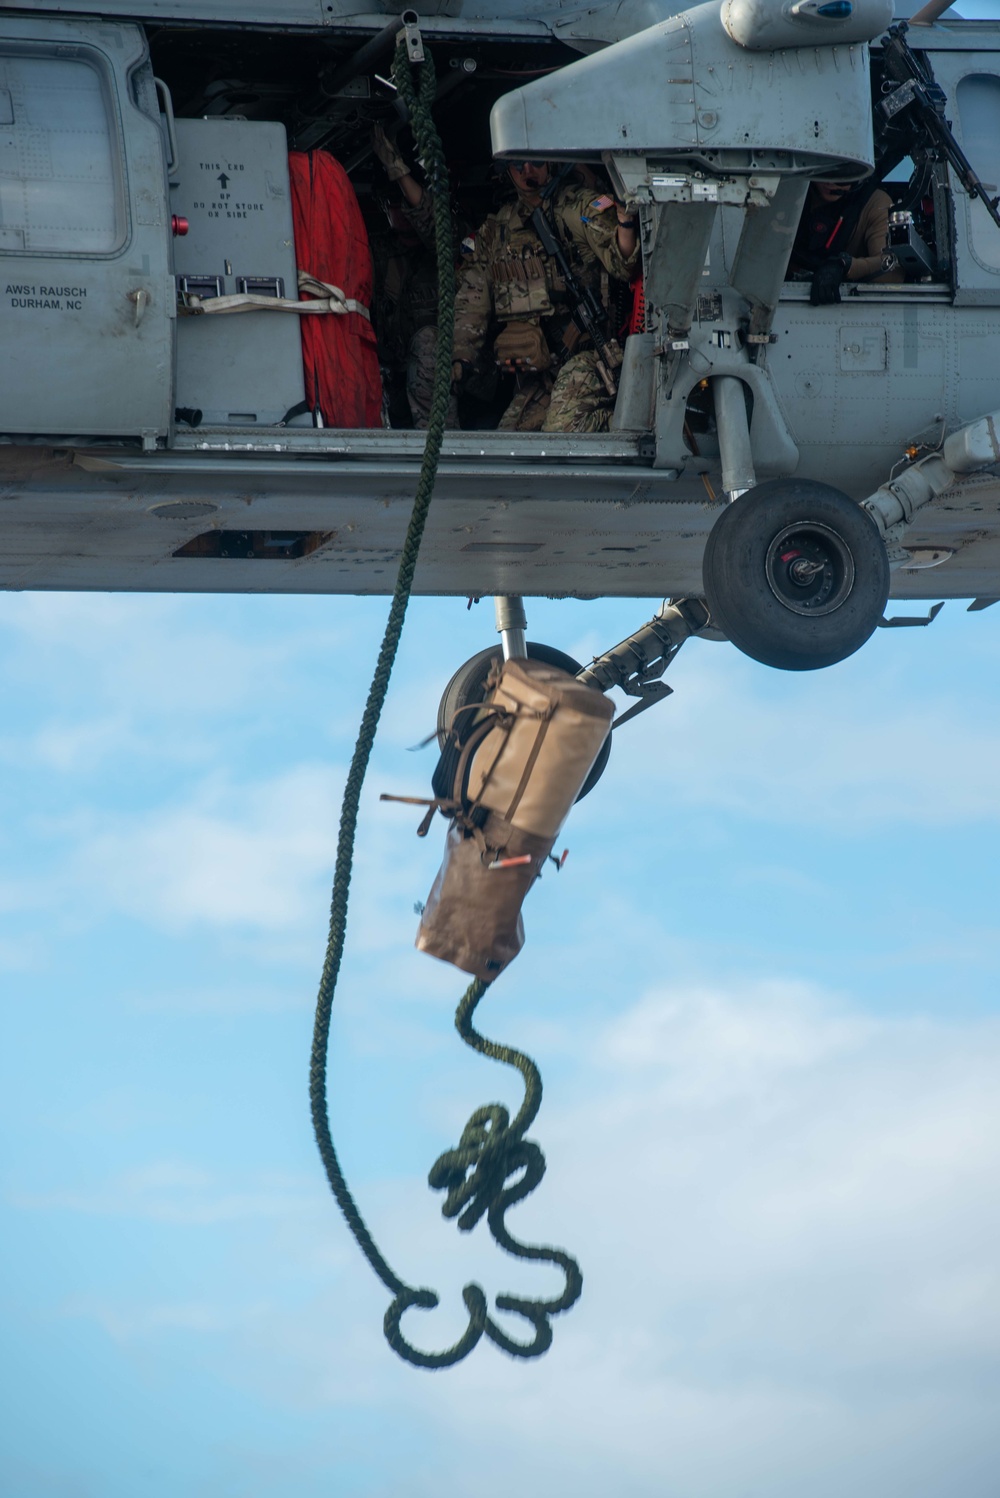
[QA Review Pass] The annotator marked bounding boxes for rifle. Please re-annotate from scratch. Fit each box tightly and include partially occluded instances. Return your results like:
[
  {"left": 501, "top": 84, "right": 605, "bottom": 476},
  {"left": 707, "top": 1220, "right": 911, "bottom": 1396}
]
[
  {"left": 878, "top": 24, "right": 1000, "bottom": 232},
  {"left": 529, "top": 202, "right": 621, "bottom": 397}
]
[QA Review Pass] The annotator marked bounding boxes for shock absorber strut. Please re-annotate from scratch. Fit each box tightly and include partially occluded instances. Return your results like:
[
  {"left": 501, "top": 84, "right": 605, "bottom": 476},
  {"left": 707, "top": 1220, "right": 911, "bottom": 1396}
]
[{"left": 578, "top": 597, "right": 712, "bottom": 726}]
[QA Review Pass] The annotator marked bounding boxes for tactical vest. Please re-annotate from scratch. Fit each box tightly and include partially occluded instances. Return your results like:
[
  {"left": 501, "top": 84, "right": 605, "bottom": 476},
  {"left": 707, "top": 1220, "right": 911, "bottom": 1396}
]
[
  {"left": 489, "top": 224, "right": 567, "bottom": 322},
  {"left": 479, "top": 200, "right": 580, "bottom": 323}
]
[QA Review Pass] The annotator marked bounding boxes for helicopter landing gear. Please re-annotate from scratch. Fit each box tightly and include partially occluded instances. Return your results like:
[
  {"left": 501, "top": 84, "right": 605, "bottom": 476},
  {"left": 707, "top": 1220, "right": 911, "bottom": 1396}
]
[
  {"left": 494, "top": 594, "right": 528, "bottom": 660},
  {"left": 437, "top": 600, "right": 613, "bottom": 802},
  {"left": 702, "top": 479, "right": 890, "bottom": 671}
]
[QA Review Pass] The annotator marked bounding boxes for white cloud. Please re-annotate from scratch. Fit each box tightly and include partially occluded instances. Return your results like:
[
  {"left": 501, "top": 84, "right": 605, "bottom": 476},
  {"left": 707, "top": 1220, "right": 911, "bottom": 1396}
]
[
  {"left": 0, "top": 592, "right": 363, "bottom": 773},
  {"left": 23, "top": 715, "right": 135, "bottom": 774},
  {"left": 385, "top": 981, "right": 1000, "bottom": 1496},
  {"left": 557, "top": 982, "right": 1000, "bottom": 1307},
  {"left": 42, "top": 755, "right": 448, "bottom": 981},
  {"left": 0, "top": 935, "right": 40, "bottom": 970},
  {"left": 603, "top": 638, "right": 1000, "bottom": 827},
  {"left": 65, "top": 763, "right": 343, "bottom": 932},
  {"left": 14, "top": 1160, "right": 325, "bottom": 1227},
  {"left": 387, "top": 984, "right": 992, "bottom": 1478},
  {"left": 44, "top": 979, "right": 999, "bottom": 1497},
  {"left": 60, "top": 1296, "right": 230, "bottom": 1340}
]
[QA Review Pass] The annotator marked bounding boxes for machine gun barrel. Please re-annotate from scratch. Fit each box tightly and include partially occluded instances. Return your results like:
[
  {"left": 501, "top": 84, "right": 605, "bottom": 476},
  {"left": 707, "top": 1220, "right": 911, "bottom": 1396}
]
[
  {"left": 529, "top": 204, "right": 620, "bottom": 396},
  {"left": 882, "top": 25, "right": 1000, "bottom": 231}
]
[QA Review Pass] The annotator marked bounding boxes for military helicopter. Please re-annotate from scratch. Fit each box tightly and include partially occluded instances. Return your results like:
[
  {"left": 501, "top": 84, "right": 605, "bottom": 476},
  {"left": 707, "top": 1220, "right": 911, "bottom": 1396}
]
[{"left": 3, "top": 0, "right": 1000, "bottom": 705}]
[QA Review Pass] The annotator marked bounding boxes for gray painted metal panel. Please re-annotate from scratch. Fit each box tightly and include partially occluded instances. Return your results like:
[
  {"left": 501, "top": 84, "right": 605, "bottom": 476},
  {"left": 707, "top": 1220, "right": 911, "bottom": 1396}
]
[
  {"left": 722, "top": 0, "right": 891, "bottom": 51},
  {"left": 0, "top": 18, "right": 172, "bottom": 439},
  {"left": 9, "top": 0, "right": 328, "bottom": 24},
  {"left": 1, "top": 437, "right": 999, "bottom": 599},
  {"left": 3, "top": 3, "right": 557, "bottom": 34},
  {"left": 770, "top": 295, "right": 954, "bottom": 495},
  {"left": 5, "top": 1, "right": 1000, "bottom": 47},
  {"left": 0, "top": 440, "right": 719, "bottom": 597},
  {"left": 172, "top": 429, "right": 652, "bottom": 460},
  {"left": 491, "top": 2, "right": 875, "bottom": 176},
  {"left": 171, "top": 118, "right": 306, "bottom": 426},
  {"left": 901, "top": 21, "right": 1000, "bottom": 51}
]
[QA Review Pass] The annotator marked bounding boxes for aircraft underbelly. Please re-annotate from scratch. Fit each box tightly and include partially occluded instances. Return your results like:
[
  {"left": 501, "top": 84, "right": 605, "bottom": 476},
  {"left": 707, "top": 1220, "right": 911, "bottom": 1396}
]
[
  {"left": 2, "top": 439, "right": 999, "bottom": 602},
  {"left": 0, "top": 442, "right": 716, "bottom": 598}
]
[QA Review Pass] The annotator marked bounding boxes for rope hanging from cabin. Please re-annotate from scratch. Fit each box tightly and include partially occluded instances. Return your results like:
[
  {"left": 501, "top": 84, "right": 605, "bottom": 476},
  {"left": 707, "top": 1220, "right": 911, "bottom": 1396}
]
[{"left": 307, "top": 36, "right": 581, "bottom": 1369}]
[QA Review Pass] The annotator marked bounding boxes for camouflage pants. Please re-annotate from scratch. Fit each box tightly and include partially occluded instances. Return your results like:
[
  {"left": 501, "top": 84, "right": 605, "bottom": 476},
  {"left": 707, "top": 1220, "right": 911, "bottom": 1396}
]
[
  {"left": 496, "top": 349, "right": 617, "bottom": 434},
  {"left": 542, "top": 348, "right": 617, "bottom": 434},
  {"left": 407, "top": 324, "right": 458, "bottom": 429},
  {"left": 498, "top": 372, "right": 553, "bottom": 433}
]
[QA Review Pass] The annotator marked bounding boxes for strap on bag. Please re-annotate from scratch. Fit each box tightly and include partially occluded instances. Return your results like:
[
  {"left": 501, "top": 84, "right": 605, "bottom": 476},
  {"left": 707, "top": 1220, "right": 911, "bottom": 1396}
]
[{"left": 502, "top": 711, "right": 553, "bottom": 827}]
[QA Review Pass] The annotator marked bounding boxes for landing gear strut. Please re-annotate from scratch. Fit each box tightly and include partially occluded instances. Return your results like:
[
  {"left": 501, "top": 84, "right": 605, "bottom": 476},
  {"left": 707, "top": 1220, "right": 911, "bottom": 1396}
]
[
  {"left": 494, "top": 594, "right": 528, "bottom": 660},
  {"left": 437, "top": 595, "right": 715, "bottom": 802}
]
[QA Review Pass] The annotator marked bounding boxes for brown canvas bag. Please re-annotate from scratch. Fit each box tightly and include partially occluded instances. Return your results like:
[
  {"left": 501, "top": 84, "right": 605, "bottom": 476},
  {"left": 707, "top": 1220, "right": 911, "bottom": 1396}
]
[
  {"left": 464, "top": 658, "right": 614, "bottom": 839},
  {"left": 415, "top": 659, "right": 613, "bottom": 978},
  {"left": 415, "top": 814, "right": 553, "bottom": 981}
]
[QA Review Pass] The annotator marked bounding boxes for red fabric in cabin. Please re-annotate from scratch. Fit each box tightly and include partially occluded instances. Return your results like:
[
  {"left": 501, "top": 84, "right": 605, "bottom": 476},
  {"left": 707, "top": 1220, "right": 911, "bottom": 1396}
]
[
  {"left": 628, "top": 277, "right": 646, "bottom": 337},
  {"left": 288, "top": 150, "right": 383, "bottom": 428}
]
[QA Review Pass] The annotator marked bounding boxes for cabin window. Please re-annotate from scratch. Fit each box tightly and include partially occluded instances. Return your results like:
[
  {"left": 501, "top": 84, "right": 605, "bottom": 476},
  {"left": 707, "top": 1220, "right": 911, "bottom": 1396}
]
[
  {"left": 956, "top": 73, "right": 1000, "bottom": 273},
  {"left": 0, "top": 50, "right": 124, "bottom": 255}
]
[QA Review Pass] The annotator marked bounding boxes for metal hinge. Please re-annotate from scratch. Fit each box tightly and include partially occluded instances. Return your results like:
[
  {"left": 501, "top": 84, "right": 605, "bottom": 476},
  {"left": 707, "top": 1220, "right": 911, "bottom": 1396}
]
[{"left": 399, "top": 12, "right": 424, "bottom": 62}]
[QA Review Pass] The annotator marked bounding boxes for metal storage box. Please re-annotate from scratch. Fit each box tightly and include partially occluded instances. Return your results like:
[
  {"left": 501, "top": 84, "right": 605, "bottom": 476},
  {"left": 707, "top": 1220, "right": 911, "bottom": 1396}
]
[{"left": 171, "top": 117, "right": 306, "bottom": 427}]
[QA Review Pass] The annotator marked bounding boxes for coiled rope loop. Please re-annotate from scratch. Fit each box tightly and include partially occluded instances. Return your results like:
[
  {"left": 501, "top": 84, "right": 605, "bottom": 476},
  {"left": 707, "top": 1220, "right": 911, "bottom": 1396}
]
[
  {"left": 428, "top": 981, "right": 582, "bottom": 1359},
  {"left": 308, "top": 38, "right": 580, "bottom": 1370}
]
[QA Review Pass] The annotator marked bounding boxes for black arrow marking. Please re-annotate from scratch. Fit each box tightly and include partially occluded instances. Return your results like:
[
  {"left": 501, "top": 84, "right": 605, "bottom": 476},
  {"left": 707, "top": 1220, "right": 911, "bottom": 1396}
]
[{"left": 217, "top": 172, "right": 230, "bottom": 189}]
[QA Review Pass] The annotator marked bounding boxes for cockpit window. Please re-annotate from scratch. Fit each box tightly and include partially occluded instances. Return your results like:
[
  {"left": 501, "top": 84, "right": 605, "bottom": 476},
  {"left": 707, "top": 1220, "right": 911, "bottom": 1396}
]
[
  {"left": 0, "top": 51, "right": 124, "bottom": 255},
  {"left": 956, "top": 73, "right": 1000, "bottom": 272}
]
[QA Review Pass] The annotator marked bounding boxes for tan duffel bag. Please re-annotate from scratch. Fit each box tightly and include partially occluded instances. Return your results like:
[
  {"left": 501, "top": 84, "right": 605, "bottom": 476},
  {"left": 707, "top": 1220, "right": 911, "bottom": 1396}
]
[
  {"left": 464, "top": 658, "right": 614, "bottom": 839},
  {"left": 415, "top": 658, "right": 613, "bottom": 978},
  {"left": 415, "top": 813, "right": 552, "bottom": 981}
]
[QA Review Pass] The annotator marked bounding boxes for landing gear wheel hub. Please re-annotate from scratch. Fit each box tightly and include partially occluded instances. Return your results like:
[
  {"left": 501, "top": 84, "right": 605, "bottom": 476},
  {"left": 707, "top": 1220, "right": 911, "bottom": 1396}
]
[{"left": 764, "top": 521, "right": 855, "bottom": 618}]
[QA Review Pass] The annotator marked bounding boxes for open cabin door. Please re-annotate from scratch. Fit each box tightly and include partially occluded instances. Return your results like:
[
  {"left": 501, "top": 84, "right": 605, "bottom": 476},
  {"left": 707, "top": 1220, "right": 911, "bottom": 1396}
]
[{"left": 0, "top": 18, "right": 172, "bottom": 442}]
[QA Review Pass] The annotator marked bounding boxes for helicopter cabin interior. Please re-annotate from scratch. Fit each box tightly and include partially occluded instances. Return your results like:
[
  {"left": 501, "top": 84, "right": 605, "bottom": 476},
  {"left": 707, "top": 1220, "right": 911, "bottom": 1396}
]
[{"left": 2, "top": 9, "right": 1000, "bottom": 480}]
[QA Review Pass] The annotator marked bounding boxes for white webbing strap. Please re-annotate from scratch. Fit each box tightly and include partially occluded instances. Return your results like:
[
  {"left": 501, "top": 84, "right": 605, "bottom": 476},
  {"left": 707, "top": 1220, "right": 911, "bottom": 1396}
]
[{"left": 183, "top": 270, "right": 370, "bottom": 320}]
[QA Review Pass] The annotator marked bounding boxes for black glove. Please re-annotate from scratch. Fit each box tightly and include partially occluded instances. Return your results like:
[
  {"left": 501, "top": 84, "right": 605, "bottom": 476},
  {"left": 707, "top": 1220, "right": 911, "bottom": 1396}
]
[{"left": 810, "top": 253, "right": 852, "bottom": 306}]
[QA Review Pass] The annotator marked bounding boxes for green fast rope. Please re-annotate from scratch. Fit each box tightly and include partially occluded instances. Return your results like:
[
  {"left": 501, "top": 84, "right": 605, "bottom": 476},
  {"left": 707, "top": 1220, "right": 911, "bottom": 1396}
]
[
  {"left": 308, "top": 39, "right": 581, "bottom": 1369},
  {"left": 422, "top": 982, "right": 583, "bottom": 1361}
]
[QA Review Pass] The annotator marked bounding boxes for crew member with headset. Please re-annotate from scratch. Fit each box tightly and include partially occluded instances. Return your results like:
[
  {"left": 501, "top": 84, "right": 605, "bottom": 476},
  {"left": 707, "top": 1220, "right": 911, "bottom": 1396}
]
[
  {"left": 451, "top": 161, "right": 640, "bottom": 432},
  {"left": 789, "top": 178, "right": 904, "bottom": 304}
]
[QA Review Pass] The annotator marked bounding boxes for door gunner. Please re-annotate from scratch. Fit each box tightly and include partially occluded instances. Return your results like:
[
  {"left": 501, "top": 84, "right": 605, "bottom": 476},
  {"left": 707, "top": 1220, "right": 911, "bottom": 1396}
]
[{"left": 789, "top": 179, "right": 904, "bottom": 304}]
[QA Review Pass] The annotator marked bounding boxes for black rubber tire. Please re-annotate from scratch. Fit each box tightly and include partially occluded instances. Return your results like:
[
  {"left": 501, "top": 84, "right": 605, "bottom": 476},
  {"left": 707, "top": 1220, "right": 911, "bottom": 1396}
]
[
  {"left": 437, "top": 641, "right": 612, "bottom": 801},
  {"left": 702, "top": 478, "right": 890, "bottom": 671}
]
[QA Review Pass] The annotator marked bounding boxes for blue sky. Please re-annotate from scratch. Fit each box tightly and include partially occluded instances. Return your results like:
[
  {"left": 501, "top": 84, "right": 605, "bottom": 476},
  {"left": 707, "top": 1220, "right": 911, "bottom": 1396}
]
[{"left": 1, "top": 583, "right": 999, "bottom": 1497}]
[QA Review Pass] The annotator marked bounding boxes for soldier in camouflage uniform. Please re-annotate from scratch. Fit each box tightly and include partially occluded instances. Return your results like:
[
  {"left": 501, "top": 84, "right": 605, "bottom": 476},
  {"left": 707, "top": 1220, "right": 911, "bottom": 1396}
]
[
  {"left": 451, "top": 162, "right": 640, "bottom": 433},
  {"left": 371, "top": 125, "right": 458, "bottom": 429}
]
